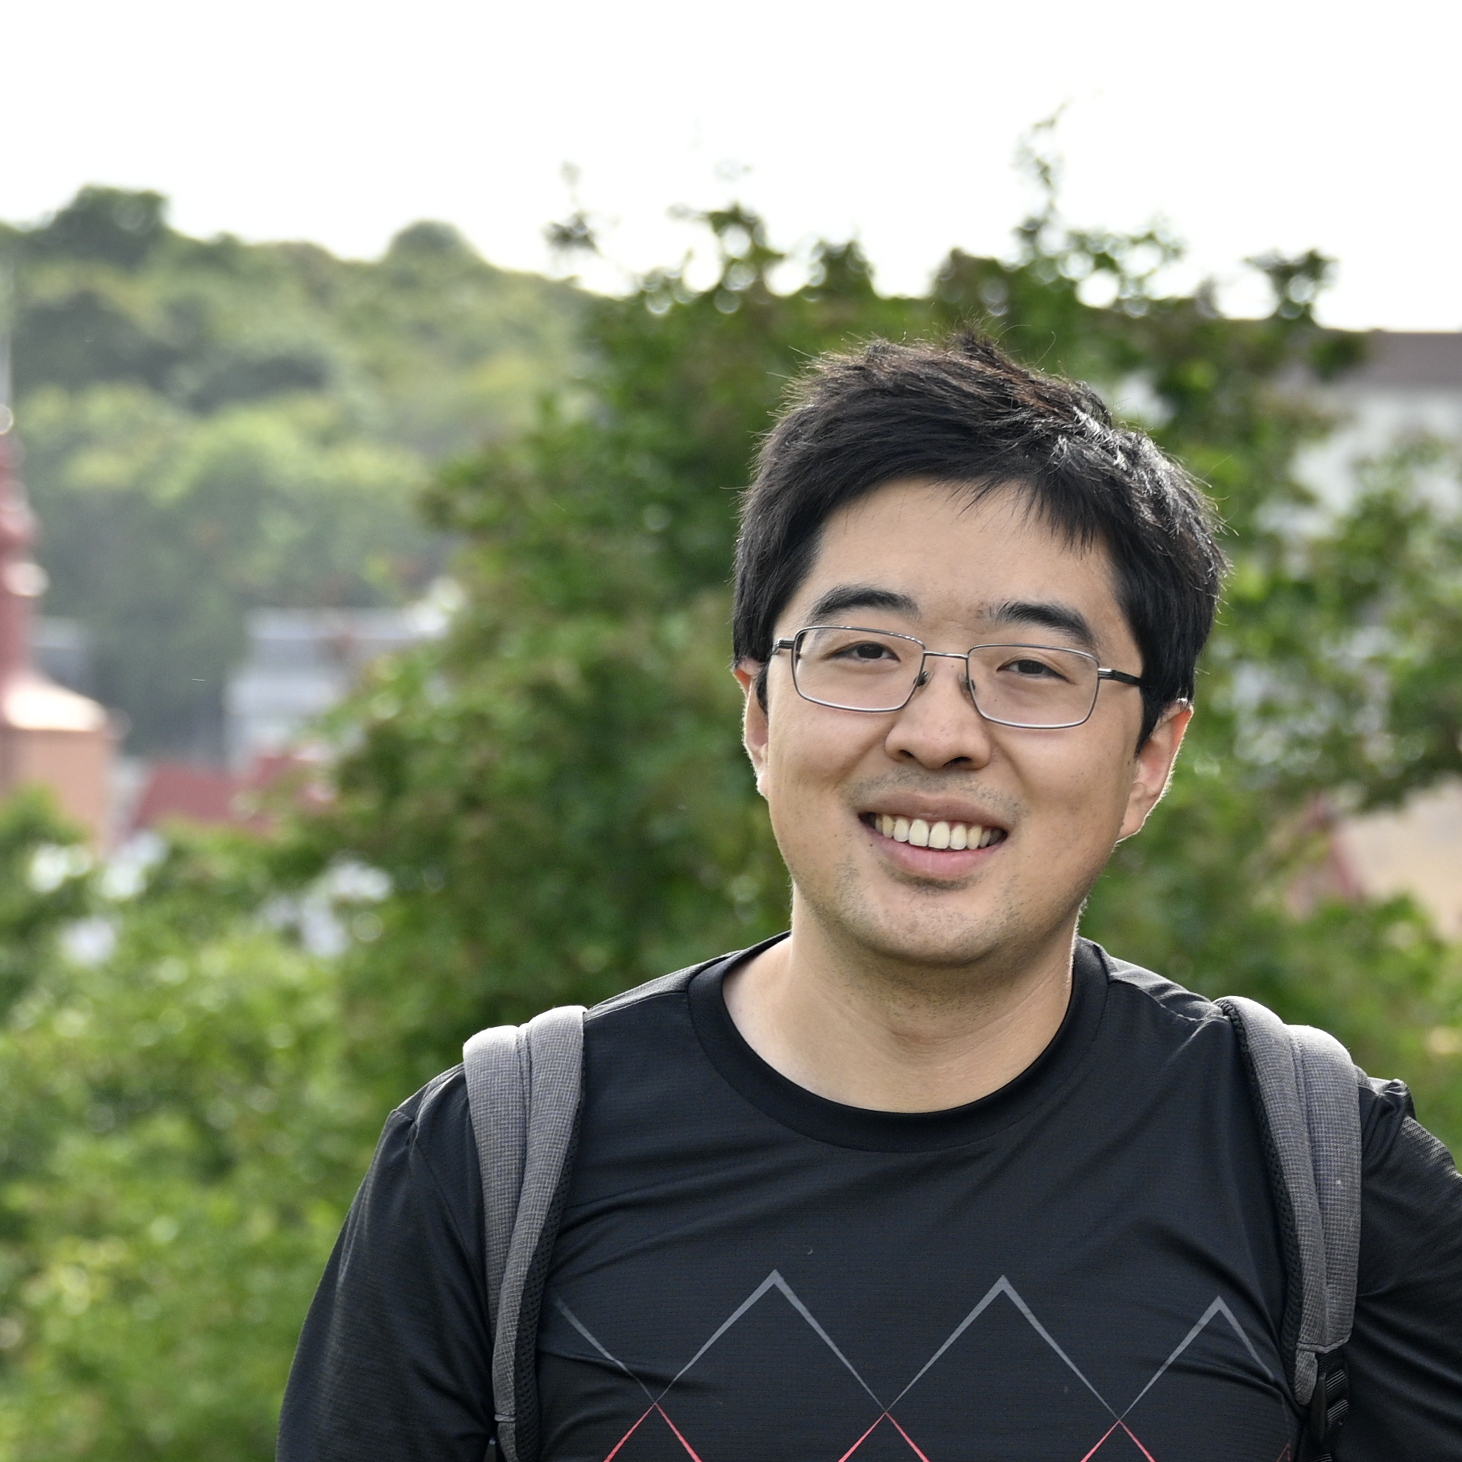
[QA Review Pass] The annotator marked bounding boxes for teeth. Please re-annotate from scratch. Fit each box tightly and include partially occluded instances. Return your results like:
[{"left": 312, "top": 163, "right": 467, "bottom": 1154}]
[{"left": 873, "top": 816, "right": 1000, "bottom": 851}]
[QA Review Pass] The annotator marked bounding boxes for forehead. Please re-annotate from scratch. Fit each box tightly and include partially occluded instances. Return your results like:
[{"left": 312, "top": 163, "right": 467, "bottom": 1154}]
[{"left": 785, "top": 479, "right": 1131, "bottom": 648}]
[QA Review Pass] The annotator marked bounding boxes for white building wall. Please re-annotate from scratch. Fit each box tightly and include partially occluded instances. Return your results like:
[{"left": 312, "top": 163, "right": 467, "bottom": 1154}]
[
  {"left": 224, "top": 596, "right": 452, "bottom": 769},
  {"left": 1294, "top": 334, "right": 1462, "bottom": 936}
]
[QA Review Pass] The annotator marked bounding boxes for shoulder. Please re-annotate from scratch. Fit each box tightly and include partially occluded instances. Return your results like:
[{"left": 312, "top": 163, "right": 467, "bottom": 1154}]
[
  {"left": 383, "top": 1065, "right": 481, "bottom": 1214},
  {"left": 394, "top": 1061, "right": 472, "bottom": 1136},
  {"left": 1357, "top": 1074, "right": 1417, "bottom": 1152},
  {"left": 1088, "top": 943, "right": 1447, "bottom": 1185},
  {"left": 1084, "top": 940, "right": 1236, "bottom": 1047},
  {"left": 588, "top": 964, "right": 702, "bottom": 1020},
  {"left": 1356, "top": 1077, "right": 1457, "bottom": 1218},
  {"left": 1091, "top": 942, "right": 1414, "bottom": 1120},
  {"left": 584, "top": 948, "right": 747, "bottom": 1026},
  {"left": 573, "top": 952, "right": 741, "bottom": 1099},
  {"left": 1098, "top": 950, "right": 1222, "bottom": 1020}
]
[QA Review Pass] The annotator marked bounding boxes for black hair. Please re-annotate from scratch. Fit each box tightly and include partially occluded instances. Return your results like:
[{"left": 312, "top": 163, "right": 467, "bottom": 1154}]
[{"left": 732, "top": 334, "right": 1227, "bottom": 745}]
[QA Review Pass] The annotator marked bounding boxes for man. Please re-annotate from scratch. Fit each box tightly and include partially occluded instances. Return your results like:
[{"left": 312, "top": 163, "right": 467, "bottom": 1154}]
[{"left": 280, "top": 337, "right": 1462, "bottom": 1460}]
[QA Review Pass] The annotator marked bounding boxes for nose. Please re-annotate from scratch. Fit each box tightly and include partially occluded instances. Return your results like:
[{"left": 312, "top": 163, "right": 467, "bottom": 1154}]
[{"left": 883, "top": 652, "right": 995, "bottom": 770}]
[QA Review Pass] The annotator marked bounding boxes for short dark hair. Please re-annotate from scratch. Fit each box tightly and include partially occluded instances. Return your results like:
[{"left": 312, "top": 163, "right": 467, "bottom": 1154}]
[{"left": 732, "top": 334, "right": 1227, "bottom": 744}]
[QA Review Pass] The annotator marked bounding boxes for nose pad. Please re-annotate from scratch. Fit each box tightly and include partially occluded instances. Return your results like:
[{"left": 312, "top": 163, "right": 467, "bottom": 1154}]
[
  {"left": 888, "top": 654, "right": 995, "bottom": 768},
  {"left": 915, "top": 654, "right": 978, "bottom": 707}
]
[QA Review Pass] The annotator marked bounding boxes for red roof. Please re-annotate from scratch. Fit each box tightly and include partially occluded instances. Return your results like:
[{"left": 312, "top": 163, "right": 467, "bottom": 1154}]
[{"left": 130, "top": 753, "right": 326, "bottom": 834}]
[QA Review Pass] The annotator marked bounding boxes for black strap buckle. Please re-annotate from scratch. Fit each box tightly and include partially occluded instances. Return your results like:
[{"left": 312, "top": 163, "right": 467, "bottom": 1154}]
[{"left": 1302, "top": 1357, "right": 1349, "bottom": 1461}]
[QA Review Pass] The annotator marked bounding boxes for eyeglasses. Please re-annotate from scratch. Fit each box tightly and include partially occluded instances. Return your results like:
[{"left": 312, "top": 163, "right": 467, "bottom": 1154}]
[{"left": 771, "top": 625, "right": 1143, "bottom": 729}]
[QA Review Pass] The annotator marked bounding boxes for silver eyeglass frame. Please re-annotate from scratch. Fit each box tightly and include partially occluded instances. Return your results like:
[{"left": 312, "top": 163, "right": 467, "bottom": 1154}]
[{"left": 770, "top": 625, "right": 1144, "bottom": 729}]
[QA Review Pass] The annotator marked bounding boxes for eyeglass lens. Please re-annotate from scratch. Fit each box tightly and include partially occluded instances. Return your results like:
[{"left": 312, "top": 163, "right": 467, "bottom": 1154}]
[{"left": 791, "top": 627, "right": 1102, "bottom": 728}]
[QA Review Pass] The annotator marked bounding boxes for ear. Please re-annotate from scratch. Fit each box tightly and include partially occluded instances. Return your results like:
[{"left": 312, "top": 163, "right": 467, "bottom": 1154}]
[
  {"left": 1118, "top": 700, "right": 1193, "bottom": 841},
  {"left": 733, "top": 661, "right": 770, "bottom": 797}
]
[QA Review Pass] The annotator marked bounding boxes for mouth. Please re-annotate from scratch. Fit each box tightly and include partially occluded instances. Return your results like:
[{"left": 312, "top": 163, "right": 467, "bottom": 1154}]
[{"left": 860, "top": 812, "right": 1008, "bottom": 852}]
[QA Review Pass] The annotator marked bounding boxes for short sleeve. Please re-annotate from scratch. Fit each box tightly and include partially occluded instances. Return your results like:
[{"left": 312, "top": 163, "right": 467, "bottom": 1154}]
[
  {"left": 277, "top": 1068, "right": 493, "bottom": 1462},
  {"left": 1338, "top": 1086, "right": 1462, "bottom": 1460}
]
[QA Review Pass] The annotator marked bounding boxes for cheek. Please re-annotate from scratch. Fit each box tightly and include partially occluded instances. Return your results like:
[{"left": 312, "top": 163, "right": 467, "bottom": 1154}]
[
  {"left": 768, "top": 708, "right": 866, "bottom": 780},
  {"left": 1021, "top": 741, "right": 1135, "bottom": 833},
  {"left": 1092, "top": 771, "right": 1143, "bottom": 844},
  {"left": 762, "top": 717, "right": 878, "bottom": 835}
]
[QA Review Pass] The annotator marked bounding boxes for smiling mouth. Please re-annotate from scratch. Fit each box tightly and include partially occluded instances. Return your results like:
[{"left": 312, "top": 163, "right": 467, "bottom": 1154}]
[{"left": 862, "top": 814, "right": 1006, "bottom": 851}]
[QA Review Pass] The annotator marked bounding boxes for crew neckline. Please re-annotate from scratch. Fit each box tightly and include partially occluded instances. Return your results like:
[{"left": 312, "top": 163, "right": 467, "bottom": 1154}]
[{"left": 686, "top": 936, "right": 1109, "bottom": 1152}]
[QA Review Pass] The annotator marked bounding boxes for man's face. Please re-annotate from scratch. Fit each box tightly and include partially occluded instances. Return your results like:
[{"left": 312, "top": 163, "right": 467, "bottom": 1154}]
[{"left": 738, "top": 480, "right": 1190, "bottom": 973}]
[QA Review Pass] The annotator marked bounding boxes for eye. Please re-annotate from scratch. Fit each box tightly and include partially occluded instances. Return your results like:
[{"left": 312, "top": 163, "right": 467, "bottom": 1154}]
[
  {"left": 837, "top": 640, "right": 898, "bottom": 663},
  {"left": 1001, "top": 655, "right": 1066, "bottom": 680}
]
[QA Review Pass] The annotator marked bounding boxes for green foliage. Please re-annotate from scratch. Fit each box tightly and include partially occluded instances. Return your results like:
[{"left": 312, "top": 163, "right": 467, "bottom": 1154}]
[
  {"left": 1, "top": 189, "right": 584, "bottom": 753},
  {"left": 0, "top": 794, "right": 93, "bottom": 1019},
  {"left": 0, "top": 805, "right": 369, "bottom": 1458}
]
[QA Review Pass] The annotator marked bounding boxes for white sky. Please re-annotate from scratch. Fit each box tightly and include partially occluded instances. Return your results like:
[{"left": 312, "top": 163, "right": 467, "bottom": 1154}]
[{"left": 4, "top": 0, "right": 1459, "bottom": 330}]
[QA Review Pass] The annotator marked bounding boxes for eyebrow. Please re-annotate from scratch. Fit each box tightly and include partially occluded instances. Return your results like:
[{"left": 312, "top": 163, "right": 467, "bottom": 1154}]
[
  {"left": 985, "top": 599, "right": 1099, "bottom": 651},
  {"left": 805, "top": 585, "right": 920, "bottom": 623}
]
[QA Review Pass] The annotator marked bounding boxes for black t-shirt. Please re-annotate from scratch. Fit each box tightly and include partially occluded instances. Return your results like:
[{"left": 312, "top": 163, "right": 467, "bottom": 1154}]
[{"left": 279, "top": 940, "right": 1462, "bottom": 1461}]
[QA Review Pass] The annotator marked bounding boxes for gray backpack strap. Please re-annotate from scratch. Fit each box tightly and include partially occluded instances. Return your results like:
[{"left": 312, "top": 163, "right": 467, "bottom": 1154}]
[
  {"left": 463, "top": 1005, "right": 586, "bottom": 1462},
  {"left": 1218, "top": 996, "right": 1360, "bottom": 1458}
]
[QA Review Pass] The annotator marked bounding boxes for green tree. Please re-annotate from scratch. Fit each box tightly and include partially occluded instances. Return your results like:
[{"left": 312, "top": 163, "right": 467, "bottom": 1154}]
[{"left": 0, "top": 804, "right": 370, "bottom": 1459}]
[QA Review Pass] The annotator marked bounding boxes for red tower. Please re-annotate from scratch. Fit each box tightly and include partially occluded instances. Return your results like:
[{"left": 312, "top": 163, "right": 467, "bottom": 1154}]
[{"left": 0, "top": 419, "right": 114, "bottom": 845}]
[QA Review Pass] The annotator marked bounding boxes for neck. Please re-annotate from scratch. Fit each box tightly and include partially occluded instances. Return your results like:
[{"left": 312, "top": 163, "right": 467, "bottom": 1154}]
[{"left": 722, "top": 907, "right": 1077, "bottom": 1112}]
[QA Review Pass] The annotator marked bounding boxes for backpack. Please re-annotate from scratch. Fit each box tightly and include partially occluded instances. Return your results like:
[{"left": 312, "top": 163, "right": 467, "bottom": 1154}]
[{"left": 463, "top": 963, "right": 1362, "bottom": 1462}]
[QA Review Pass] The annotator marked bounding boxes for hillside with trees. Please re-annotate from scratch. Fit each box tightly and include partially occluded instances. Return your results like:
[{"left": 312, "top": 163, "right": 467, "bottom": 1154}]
[{"left": 1, "top": 187, "right": 584, "bottom": 754}]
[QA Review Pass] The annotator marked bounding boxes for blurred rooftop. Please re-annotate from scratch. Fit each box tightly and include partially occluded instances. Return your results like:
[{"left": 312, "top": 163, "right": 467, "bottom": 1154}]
[{"left": 1337, "top": 331, "right": 1462, "bottom": 390}]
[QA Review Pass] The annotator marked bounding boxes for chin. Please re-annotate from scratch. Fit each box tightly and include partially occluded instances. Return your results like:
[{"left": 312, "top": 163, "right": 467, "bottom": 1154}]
[
  {"left": 823, "top": 886, "right": 1015, "bottom": 971},
  {"left": 869, "top": 925, "right": 1008, "bottom": 971}
]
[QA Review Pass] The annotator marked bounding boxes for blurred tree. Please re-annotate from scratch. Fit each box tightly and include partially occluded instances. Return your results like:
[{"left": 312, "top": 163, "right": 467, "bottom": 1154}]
[
  {"left": 0, "top": 189, "right": 584, "bottom": 755},
  {"left": 0, "top": 802, "right": 370, "bottom": 1459},
  {"left": 21, "top": 187, "right": 169, "bottom": 271},
  {"left": 19, "top": 388, "right": 429, "bottom": 752}
]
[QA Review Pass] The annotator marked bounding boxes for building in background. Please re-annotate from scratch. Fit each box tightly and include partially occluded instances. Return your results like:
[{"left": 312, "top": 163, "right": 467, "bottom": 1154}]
[
  {"left": 1299, "top": 332, "right": 1462, "bottom": 507},
  {"left": 127, "top": 751, "right": 326, "bottom": 837},
  {"left": 33, "top": 616, "right": 94, "bottom": 695},
  {"left": 224, "top": 603, "right": 448, "bottom": 770},
  {"left": 127, "top": 598, "right": 450, "bottom": 836},
  {"left": 1333, "top": 787, "right": 1462, "bottom": 939},
  {"left": 1296, "top": 332, "right": 1462, "bottom": 936},
  {"left": 0, "top": 418, "right": 114, "bottom": 846}
]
